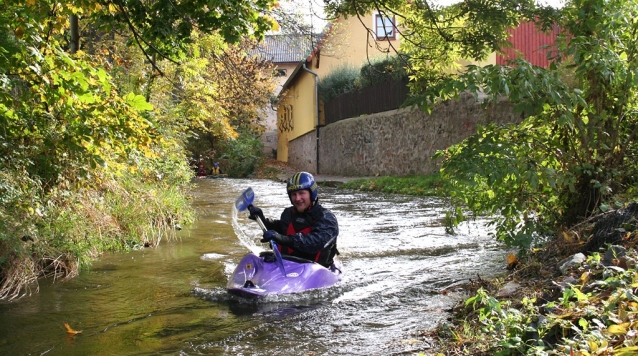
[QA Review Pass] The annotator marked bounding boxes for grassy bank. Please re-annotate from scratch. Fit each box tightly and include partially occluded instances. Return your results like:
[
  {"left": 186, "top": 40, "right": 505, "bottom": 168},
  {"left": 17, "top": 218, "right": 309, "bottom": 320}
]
[
  {"left": 341, "top": 174, "right": 446, "bottom": 197},
  {"left": 0, "top": 163, "right": 195, "bottom": 301}
]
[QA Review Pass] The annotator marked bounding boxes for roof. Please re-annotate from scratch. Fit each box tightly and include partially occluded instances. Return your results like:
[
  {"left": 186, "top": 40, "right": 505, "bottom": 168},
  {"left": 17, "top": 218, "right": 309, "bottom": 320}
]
[{"left": 251, "top": 34, "right": 321, "bottom": 63}]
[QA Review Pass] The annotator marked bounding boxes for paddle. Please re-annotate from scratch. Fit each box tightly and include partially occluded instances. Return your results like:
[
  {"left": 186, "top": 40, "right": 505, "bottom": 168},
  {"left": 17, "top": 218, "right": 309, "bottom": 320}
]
[
  {"left": 235, "top": 187, "right": 287, "bottom": 277},
  {"left": 234, "top": 187, "right": 255, "bottom": 212}
]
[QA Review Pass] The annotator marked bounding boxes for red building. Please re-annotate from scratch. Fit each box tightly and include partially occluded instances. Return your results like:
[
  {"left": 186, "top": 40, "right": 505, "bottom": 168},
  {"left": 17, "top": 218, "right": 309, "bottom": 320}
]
[{"left": 496, "top": 21, "right": 561, "bottom": 68}]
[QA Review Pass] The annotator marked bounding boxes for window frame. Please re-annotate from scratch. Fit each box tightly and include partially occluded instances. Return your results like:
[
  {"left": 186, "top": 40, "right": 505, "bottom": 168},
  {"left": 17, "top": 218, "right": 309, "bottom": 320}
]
[{"left": 374, "top": 14, "right": 397, "bottom": 40}]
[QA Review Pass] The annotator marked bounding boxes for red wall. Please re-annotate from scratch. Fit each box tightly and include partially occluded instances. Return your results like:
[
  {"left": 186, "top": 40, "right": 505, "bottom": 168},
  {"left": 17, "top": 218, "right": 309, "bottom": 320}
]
[{"left": 496, "top": 21, "right": 560, "bottom": 68}]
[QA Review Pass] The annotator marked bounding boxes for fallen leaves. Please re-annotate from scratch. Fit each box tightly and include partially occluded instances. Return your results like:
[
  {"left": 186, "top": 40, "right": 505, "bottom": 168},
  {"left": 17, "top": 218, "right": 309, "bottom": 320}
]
[
  {"left": 506, "top": 253, "right": 518, "bottom": 270},
  {"left": 64, "top": 323, "right": 82, "bottom": 335}
]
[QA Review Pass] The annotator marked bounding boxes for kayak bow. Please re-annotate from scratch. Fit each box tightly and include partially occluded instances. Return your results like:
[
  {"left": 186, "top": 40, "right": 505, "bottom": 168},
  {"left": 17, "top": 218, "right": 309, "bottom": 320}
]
[{"left": 227, "top": 252, "right": 342, "bottom": 298}]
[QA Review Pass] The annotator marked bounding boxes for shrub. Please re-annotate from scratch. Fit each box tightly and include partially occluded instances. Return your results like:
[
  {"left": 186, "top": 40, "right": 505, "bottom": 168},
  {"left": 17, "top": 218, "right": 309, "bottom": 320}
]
[
  {"left": 219, "top": 132, "right": 264, "bottom": 177},
  {"left": 358, "top": 55, "right": 409, "bottom": 88},
  {"left": 318, "top": 55, "right": 409, "bottom": 103},
  {"left": 318, "top": 65, "right": 359, "bottom": 102}
]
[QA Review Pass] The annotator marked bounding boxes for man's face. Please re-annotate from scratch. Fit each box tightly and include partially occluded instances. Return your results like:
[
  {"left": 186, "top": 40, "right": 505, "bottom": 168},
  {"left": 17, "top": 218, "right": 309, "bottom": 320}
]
[{"left": 290, "top": 190, "right": 311, "bottom": 212}]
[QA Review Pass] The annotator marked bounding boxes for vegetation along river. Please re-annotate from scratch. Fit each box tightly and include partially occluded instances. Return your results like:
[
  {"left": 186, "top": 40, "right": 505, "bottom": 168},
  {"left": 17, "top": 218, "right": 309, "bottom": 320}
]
[{"left": 0, "top": 178, "right": 510, "bottom": 355}]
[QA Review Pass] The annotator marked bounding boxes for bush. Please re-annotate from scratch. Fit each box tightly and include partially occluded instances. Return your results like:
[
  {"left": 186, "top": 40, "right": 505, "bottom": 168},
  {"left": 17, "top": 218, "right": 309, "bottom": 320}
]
[
  {"left": 0, "top": 156, "right": 195, "bottom": 301},
  {"left": 318, "top": 55, "right": 409, "bottom": 103},
  {"left": 218, "top": 132, "right": 264, "bottom": 177},
  {"left": 318, "top": 65, "right": 359, "bottom": 102},
  {"left": 358, "top": 55, "right": 409, "bottom": 88}
]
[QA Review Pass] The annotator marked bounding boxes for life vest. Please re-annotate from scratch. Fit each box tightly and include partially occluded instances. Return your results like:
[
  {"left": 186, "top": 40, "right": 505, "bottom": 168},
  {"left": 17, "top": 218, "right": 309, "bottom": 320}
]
[
  {"left": 196, "top": 165, "right": 207, "bottom": 176},
  {"left": 211, "top": 166, "right": 220, "bottom": 175},
  {"left": 280, "top": 210, "right": 337, "bottom": 267}
]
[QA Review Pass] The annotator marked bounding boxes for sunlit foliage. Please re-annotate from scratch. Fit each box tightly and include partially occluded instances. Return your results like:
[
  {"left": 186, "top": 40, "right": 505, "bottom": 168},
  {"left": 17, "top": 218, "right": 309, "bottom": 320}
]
[
  {"left": 432, "top": 0, "right": 638, "bottom": 248},
  {"left": 327, "top": 0, "right": 638, "bottom": 250},
  {"left": 447, "top": 252, "right": 638, "bottom": 355},
  {"left": 0, "top": 0, "right": 277, "bottom": 299}
]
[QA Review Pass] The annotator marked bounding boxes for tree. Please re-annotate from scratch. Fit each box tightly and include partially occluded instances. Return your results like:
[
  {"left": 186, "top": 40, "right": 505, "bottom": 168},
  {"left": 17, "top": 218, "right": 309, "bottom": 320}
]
[
  {"left": 159, "top": 36, "right": 278, "bottom": 169},
  {"left": 325, "top": 0, "right": 558, "bottom": 86},
  {"left": 0, "top": 0, "right": 278, "bottom": 299},
  {"left": 87, "top": 0, "right": 276, "bottom": 67},
  {"left": 327, "top": 0, "right": 638, "bottom": 250}
]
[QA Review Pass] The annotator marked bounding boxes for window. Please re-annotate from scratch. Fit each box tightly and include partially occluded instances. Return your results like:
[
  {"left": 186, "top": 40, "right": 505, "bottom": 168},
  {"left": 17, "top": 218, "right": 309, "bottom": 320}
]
[
  {"left": 278, "top": 104, "right": 293, "bottom": 132},
  {"left": 375, "top": 14, "right": 396, "bottom": 40}
]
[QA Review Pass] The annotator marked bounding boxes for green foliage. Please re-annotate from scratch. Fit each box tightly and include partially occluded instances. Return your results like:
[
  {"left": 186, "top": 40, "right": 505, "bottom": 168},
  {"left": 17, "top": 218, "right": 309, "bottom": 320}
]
[
  {"left": 445, "top": 251, "right": 638, "bottom": 355},
  {"left": 464, "top": 288, "right": 536, "bottom": 355},
  {"left": 358, "top": 55, "right": 409, "bottom": 88},
  {"left": 85, "top": 0, "right": 276, "bottom": 59},
  {"left": 318, "top": 64, "right": 359, "bottom": 102},
  {"left": 0, "top": 0, "right": 273, "bottom": 299},
  {"left": 435, "top": 119, "right": 563, "bottom": 247},
  {"left": 218, "top": 132, "right": 265, "bottom": 178},
  {"left": 429, "top": 0, "right": 638, "bottom": 250},
  {"left": 341, "top": 174, "right": 445, "bottom": 197}
]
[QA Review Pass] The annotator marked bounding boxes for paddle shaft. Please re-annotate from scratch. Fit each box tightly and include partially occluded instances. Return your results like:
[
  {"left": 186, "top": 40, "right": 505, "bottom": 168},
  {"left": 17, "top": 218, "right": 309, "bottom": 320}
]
[
  {"left": 255, "top": 216, "right": 267, "bottom": 232},
  {"left": 235, "top": 187, "right": 286, "bottom": 276},
  {"left": 255, "top": 215, "right": 286, "bottom": 277}
]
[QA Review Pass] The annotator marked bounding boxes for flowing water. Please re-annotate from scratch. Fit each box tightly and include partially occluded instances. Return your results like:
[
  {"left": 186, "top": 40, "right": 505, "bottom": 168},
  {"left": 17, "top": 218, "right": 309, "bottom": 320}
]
[{"left": 0, "top": 178, "right": 509, "bottom": 355}]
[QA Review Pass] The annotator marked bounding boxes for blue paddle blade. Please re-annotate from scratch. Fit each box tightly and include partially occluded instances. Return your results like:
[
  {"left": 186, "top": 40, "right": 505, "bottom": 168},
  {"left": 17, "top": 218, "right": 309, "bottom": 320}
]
[
  {"left": 270, "top": 241, "right": 287, "bottom": 277},
  {"left": 234, "top": 187, "right": 255, "bottom": 211}
]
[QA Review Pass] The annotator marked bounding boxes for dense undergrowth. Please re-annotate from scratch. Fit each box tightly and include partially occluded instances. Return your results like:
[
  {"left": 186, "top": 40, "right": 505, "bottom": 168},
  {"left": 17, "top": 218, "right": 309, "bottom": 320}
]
[{"left": 428, "top": 236, "right": 638, "bottom": 356}]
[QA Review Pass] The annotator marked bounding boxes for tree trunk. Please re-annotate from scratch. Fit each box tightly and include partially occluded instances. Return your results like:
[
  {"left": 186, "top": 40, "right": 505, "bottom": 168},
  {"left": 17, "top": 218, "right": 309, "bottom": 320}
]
[{"left": 69, "top": 15, "right": 79, "bottom": 54}]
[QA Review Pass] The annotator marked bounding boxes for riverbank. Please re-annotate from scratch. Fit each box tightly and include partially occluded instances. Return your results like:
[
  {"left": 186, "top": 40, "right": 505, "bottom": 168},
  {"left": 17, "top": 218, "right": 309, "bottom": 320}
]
[
  {"left": 253, "top": 158, "right": 368, "bottom": 185},
  {"left": 425, "top": 222, "right": 638, "bottom": 355},
  {"left": 337, "top": 175, "right": 638, "bottom": 355}
]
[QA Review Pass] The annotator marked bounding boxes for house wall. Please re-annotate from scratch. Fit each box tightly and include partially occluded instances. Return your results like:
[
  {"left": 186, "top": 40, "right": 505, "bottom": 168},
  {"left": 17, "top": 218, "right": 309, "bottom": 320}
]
[
  {"left": 311, "top": 14, "right": 495, "bottom": 79},
  {"left": 310, "top": 14, "right": 401, "bottom": 79},
  {"left": 458, "top": 52, "right": 497, "bottom": 69},
  {"left": 276, "top": 13, "right": 507, "bottom": 167},
  {"left": 276, "top": 14, "right": 402, "bottom": 164},
  {"left": 262, "top": 62, "right": 299, "bottom": 155},
  {"left": 497, "top": 21, "right": 560, "bottom": 68},
  {"left": 276, "top": 69, "right": 318, "bottom": 162},
  {"left": 315, "top": 93, "right": 522, "bottom": 176}
]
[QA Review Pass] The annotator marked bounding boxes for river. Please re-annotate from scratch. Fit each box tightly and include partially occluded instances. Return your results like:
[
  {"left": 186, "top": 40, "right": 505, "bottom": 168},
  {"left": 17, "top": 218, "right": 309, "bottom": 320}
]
[{"left": 0, "top": 178, "right": 508, "bottom": 355}]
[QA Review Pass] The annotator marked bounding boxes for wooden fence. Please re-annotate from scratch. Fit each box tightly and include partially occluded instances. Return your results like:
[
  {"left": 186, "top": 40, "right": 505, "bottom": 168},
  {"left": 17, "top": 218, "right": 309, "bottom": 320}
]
[{"left": 323, "top": 78, "right": 410, "bottom": 126}]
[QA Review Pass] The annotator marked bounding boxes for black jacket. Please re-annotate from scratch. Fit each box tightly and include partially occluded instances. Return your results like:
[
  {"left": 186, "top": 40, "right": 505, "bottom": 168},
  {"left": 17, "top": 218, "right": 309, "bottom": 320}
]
[{"left": 264, "top": 202, "right": 339, "bottom": 267}]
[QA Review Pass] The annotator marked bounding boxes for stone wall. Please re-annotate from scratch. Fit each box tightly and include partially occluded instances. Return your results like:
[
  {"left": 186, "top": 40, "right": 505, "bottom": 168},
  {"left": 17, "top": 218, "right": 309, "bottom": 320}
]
[
  {"left": 315, "top": 92, "right": 521, "bottom": 176},
  {"left": 288, "top": 130, "right": 317, "bottom": 174}
]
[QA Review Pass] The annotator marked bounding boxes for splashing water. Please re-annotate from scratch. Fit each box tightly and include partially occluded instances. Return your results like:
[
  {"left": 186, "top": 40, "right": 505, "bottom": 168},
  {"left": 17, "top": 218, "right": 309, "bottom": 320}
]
[{"left": 231, "top": 202, "right": 265, "bottom": 256}]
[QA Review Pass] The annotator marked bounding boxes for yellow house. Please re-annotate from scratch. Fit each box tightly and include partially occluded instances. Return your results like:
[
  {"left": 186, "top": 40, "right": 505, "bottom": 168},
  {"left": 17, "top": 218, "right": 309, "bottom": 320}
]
[
  {"left": 276, "top": 12, "right": 404, "bottom": 170},
  {"left": 276, "top": 12, "right": 496, "bottom": 172},
  {"left": 251, "top": 35, "right": 318, "bottom": 156}
]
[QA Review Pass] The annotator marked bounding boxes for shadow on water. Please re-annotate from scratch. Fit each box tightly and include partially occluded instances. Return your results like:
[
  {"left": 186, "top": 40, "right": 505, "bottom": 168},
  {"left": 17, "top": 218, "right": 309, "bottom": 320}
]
[{"left": 0, "top": 178, "right": 508, "bottom": 356}]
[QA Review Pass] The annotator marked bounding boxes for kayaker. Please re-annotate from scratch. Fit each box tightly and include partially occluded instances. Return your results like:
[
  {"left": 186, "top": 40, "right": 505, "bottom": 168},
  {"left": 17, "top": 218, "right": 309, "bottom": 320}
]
[
  {"left": 248, "top": 172, "right": 339, "bottom": 268},
  {"left": 196, "top": 163, "right": 207, "bottom": 177},
  {"left": 211, "top": 162, "right": 222, "bottom": 175}
]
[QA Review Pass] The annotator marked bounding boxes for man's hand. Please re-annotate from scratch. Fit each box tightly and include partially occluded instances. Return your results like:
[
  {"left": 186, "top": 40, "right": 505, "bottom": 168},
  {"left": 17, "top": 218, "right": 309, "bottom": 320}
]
[
  {"left": 261, "top": 230, "right": 293, "bottom": 246},
  {"left": 248, "top": 205, "right": 265, "bottom": 222}
]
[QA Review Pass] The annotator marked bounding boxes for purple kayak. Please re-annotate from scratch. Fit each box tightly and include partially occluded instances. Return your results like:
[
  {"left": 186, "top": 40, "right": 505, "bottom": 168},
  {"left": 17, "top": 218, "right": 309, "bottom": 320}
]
[
  {"left": 227, "top": 251, "right": 342, "bottom": 298},
  {"left": 229, "top": 187, "right": 342, "bottom": 297}
]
